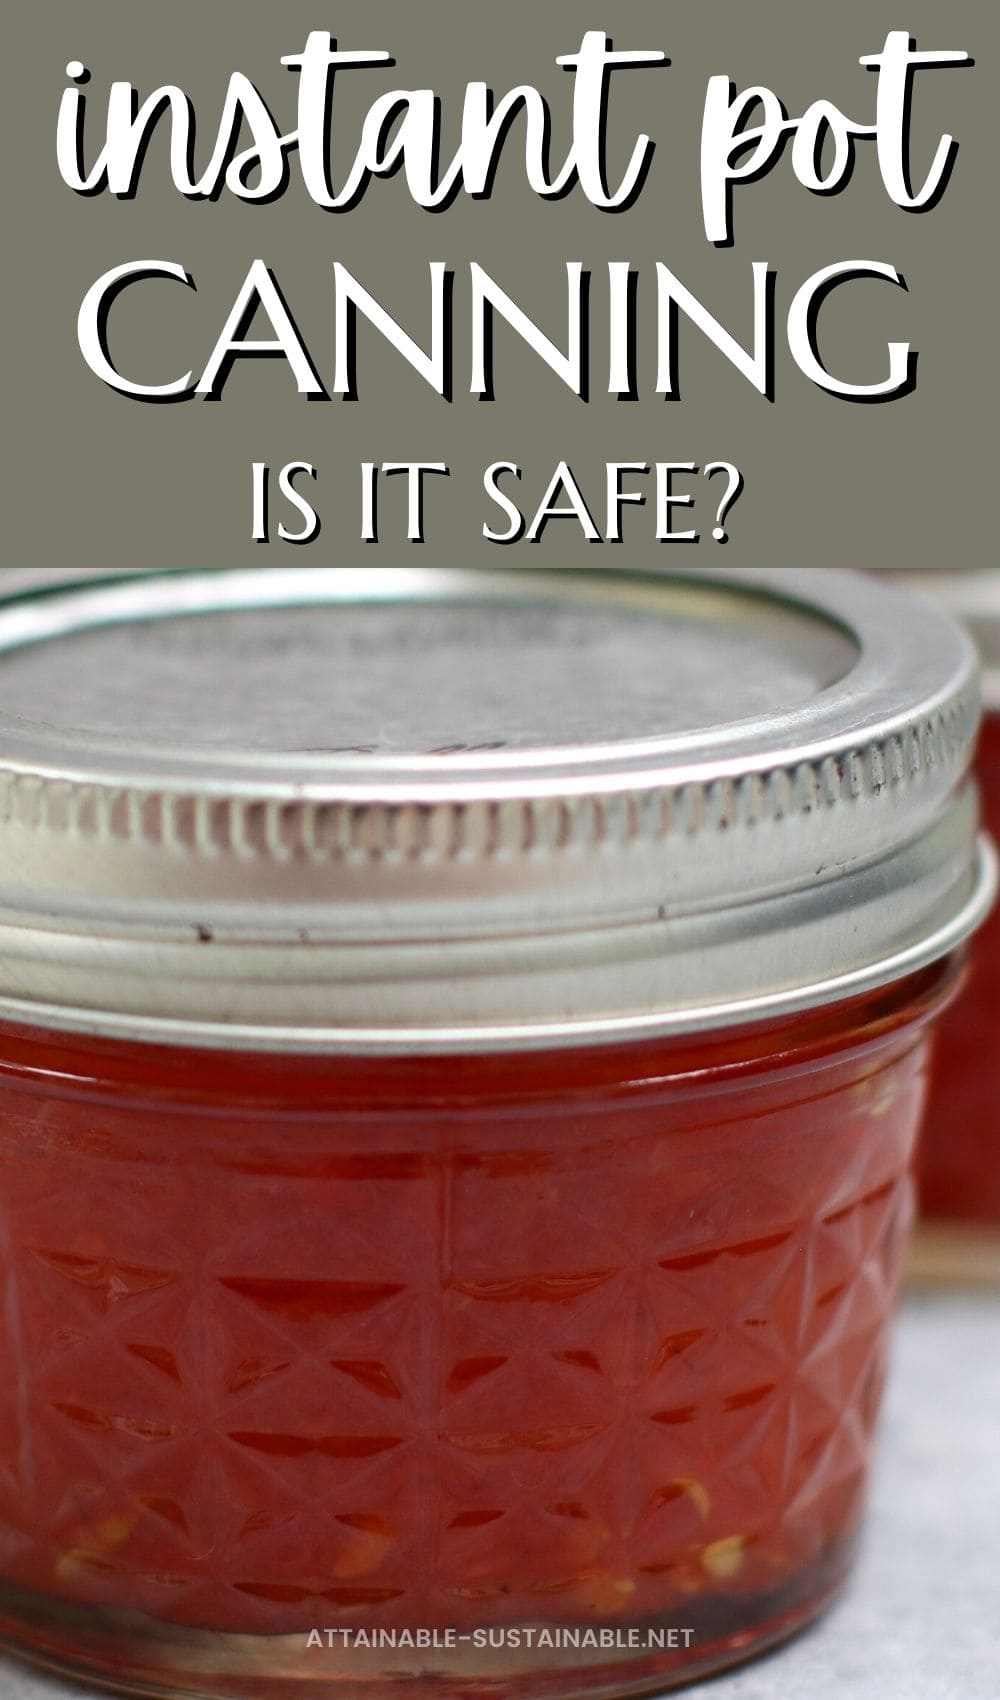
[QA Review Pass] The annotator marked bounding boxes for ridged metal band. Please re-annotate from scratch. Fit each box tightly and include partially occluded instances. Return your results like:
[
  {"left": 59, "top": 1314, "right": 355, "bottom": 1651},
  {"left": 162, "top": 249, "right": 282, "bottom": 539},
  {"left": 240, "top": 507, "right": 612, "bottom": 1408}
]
[
  {"left": 0, "top": 566, "right": 988, "bottom": 1052},
  {"left": 0, "top": 693, "right": 979, "bottom": 862}
]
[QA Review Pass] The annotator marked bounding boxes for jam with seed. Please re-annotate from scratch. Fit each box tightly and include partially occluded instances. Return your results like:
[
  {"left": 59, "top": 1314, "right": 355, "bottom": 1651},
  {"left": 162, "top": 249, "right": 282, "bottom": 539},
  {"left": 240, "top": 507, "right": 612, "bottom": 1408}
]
[{"left": 0, "top": 964, "right": 951, "bottom": 1697}]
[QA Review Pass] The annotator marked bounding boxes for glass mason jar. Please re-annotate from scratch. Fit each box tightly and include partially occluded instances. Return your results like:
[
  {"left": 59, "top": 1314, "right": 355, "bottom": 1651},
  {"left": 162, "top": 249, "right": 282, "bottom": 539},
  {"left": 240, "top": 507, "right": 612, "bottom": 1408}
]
[
  {"left": 877, "top": 573, "right": 1000, "bottom": 1249},
  {"left": 0, "top": 567, "right": 991, "bottom": 1700}
]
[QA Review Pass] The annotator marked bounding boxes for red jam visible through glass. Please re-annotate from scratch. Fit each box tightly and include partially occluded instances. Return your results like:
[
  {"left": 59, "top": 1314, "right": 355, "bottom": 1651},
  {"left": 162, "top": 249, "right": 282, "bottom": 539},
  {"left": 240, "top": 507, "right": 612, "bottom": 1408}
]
[
  {"left": 0, "top": 965, "right": 952, "bottom": 1696},
  {"left": 919, "top": 712, "right": 1000, "bottom": 1226}
]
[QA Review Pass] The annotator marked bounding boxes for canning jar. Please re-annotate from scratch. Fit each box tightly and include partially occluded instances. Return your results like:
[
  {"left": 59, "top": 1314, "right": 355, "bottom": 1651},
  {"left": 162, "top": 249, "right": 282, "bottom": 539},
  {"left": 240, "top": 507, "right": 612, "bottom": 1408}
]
[
  {"left": 877, "top": 572, "right": 1000, "bottom": 1272},
  {"left": 0, "top": 567, "right": 991, "bottom": 1700}
]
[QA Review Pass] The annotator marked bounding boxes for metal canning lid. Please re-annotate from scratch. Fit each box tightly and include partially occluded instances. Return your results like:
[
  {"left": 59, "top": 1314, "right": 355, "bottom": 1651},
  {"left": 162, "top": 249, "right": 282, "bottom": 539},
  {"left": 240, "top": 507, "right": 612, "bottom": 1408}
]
[
  {"left": 0, "top": 566, "right": 992, "bottom": 1053},
  {"left": 870, "top": 571, "right": 1000, "bottom": 712}
]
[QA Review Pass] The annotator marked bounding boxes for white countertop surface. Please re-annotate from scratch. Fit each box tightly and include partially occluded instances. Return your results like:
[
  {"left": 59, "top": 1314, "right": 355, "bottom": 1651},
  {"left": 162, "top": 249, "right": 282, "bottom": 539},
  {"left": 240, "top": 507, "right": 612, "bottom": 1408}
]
[{"left": 1, "top": 1294, "right": 997, "bottom": 1700}]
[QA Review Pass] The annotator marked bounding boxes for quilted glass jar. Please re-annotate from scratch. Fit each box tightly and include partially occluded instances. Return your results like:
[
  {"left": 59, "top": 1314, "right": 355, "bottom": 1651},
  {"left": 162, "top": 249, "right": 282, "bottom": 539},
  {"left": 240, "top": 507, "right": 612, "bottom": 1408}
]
[{"left": 0, "top": 567, "right": 991, "bottom": 1699}]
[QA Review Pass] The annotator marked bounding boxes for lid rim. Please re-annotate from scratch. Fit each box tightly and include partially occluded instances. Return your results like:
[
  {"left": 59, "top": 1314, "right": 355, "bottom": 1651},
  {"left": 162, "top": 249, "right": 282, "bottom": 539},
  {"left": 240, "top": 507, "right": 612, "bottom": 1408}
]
[{"left": 0, "top": 566, "right": 977, "bottom": 794}]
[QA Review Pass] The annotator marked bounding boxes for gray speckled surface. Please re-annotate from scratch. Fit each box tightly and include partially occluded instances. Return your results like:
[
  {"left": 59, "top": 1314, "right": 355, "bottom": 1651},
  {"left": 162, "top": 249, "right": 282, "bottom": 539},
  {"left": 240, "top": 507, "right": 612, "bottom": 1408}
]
[{"left": 0, "top": 1295, "right": 997, "bottom": 1700}]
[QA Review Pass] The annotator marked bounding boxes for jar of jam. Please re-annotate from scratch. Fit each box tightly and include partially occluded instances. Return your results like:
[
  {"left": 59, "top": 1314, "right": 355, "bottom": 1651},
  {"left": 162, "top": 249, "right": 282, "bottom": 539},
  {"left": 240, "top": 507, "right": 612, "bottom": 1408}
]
[
  {"left": 869, "top": 571, "right": 1000, "bottom": 1277},
  {"left": 0, "top": 568, "right": 991, "bottom": 1699}
]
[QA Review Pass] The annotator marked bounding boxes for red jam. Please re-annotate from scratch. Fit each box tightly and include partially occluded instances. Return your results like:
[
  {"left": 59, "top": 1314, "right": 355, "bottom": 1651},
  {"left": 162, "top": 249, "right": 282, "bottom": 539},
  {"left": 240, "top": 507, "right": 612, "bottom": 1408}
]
[
  {"left": 919, "top": 713, "right": 1000, "bottom": 1227},
  {"left": 0, "top": 964, "right": 951, "bottom": 1697}
]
